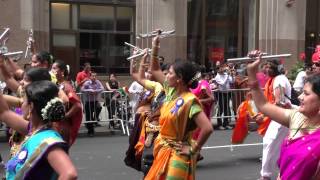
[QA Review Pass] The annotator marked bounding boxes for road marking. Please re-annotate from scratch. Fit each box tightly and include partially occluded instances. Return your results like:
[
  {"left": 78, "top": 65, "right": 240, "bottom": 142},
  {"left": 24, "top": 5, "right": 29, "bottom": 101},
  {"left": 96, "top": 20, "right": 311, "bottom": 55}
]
[{"left": 202, "top": 143, "right": 263, "bottom": 150}]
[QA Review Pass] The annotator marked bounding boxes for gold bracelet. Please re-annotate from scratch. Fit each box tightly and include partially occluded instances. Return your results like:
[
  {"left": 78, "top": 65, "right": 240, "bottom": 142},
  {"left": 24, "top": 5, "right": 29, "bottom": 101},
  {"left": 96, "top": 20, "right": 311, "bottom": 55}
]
[
  {"left": 152, "top": 55, "right": 158, "bottom": 58},
  {"left": 189, "top": 146, "right": 195, "bottom": 155},
  {"left": 18, "top": 98, "right": 23, "bottom": 107}
]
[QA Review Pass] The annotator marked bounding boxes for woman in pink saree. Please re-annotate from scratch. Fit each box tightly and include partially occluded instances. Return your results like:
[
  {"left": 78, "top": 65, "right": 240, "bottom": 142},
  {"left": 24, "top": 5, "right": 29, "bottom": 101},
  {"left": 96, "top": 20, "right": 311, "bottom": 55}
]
[
  {"left": 191, "top": 77, "right": 214, "bottom": 161},
  {"left": 247, "top": 50, "right": 320, "bottom": 180},
  {"left": 191, "top": 78, "right": 214, "bottom": 119}
]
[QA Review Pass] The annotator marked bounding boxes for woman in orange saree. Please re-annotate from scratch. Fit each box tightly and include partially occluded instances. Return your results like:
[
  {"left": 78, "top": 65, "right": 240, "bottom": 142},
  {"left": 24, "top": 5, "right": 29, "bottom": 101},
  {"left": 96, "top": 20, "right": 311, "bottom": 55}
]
[{"left": 144, "top": 35, "right": 213, "bottom": 180}]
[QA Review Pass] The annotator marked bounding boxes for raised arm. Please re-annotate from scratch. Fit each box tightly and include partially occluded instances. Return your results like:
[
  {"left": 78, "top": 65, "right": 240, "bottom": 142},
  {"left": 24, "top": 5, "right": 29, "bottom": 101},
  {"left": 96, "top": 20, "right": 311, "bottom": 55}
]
[
  {"left": 0, "top": 56, "right": 20, "bottom": 92},
  {"left": 150, "top": 35, "right": 165, "bottom": 84},
  {"left": 6, "top": 58, "right": 24, "bottom": 79},
  {"left": 0, "top": 93, "right": 29, "bottom": 135},
  {"left": 131, "top": 51, "right": 149, "bottom": 87},
  {"left": 246, "top": 51, "right": 289, "bottom": 127}
]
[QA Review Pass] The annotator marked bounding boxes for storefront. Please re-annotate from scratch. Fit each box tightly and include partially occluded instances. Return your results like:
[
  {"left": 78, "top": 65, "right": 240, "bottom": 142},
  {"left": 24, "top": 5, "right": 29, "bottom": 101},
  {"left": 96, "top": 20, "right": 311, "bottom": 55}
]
[
  {"left": 50, "top": 0, "right": 135, "bottom": 77},
  {"left": 305, "top": 0, "right": 320, "bottom": 63},
  {"left": 187, "top": 0, "right": 258, "bottom": 71},
  {"left": 0, "top": 0, "right": 314, "bottom": 77}
]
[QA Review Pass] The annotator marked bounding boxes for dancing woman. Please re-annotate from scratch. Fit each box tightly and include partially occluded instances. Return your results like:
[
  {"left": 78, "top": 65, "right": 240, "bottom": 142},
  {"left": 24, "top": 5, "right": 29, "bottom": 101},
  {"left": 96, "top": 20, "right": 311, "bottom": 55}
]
[
  {"left": 247, "top": 51, "right": 320, "bottom": 180},
  {"left": 124, "top": 51, "right": 162, "bottom": 173},
  {"left": 0, "top": 80, "right": 77, "bottom": 179},
  {"left": 144, "top": 36, "right": 213, "bottom": 179},
  {"left": 2, "top": 68, "right": 54, "bottom": 157},
  {"left": 51, "top": 60, "right": 83, "bottom": 145}
]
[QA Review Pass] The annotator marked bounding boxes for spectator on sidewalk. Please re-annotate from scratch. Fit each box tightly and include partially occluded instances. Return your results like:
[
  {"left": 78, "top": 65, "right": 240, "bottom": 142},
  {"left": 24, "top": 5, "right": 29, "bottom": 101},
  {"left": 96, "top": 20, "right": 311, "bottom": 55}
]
[
  {"left": 105, "top": 73, "right": 120, "bottom": 127},
  {"left": 214, "top": 63, "right": 235, "bottom": 130},
  {"left": 76, "top": 62, "right": 91, "bottom": 91},
  {"left": 81, "top": 72, "right": 104, "bottom": 137}
]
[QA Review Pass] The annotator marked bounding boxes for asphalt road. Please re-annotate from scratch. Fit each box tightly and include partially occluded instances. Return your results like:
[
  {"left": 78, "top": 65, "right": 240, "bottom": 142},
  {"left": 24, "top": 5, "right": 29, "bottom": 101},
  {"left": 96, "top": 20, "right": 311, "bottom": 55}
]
[{"left": 0, "top": 129, "right": 264, "bottom": 180}]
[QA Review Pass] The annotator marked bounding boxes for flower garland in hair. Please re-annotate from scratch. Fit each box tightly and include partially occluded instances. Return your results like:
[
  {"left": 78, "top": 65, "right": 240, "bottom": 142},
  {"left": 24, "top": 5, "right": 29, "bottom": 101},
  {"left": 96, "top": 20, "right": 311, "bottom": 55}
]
[
  {"left": 188, "top": 72, "right": 201, "bottom": 85},
  {"left": 41, "top": 97, "right": 65, "bottom": 121}
]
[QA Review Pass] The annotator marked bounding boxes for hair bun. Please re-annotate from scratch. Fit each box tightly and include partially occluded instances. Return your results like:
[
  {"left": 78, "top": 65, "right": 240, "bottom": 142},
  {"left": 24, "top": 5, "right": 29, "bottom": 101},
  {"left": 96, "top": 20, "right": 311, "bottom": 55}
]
[{"left": 41, "top": 97, "right": 65, "bottom": 122}]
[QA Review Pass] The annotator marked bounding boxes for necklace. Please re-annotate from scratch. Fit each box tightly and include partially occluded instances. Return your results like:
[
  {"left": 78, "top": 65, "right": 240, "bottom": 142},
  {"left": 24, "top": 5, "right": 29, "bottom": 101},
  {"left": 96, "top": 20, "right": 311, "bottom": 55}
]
[{"left": 290, "top": 118, "right": 320, "bottom": 139}]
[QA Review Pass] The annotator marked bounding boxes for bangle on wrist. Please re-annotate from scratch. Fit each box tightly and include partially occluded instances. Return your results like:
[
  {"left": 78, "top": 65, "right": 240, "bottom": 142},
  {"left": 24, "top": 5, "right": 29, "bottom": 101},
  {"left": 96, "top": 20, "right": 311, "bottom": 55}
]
[
  {"left": 18, "top": 99, "right": 23, "bottom": 107},
  {"left": 151, "top": 55, "right": 159, "bottom": 59},
  {"left": 189, "top": 146, "right": 196, "bottom": 155}
]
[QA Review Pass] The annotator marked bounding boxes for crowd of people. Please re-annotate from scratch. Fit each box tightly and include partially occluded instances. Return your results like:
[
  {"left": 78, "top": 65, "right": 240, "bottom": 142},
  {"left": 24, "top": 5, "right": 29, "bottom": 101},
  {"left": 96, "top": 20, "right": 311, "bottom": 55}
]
[{"left": 0, "top": 31, "right": 320, "bottom": 180}]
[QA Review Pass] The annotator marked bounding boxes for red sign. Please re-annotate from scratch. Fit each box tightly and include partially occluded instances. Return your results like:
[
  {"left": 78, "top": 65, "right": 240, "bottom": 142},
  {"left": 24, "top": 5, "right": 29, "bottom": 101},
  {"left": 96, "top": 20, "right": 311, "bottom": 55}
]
[{"left": 209, "top": 47, "right": 224, "bottom": 62}]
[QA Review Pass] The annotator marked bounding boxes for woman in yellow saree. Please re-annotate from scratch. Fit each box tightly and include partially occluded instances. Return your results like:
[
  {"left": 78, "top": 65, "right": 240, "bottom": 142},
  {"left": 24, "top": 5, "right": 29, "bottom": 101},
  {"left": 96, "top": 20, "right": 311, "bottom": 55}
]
[{"left": 144, "top": 35, "right": 213, "bottom": 180}]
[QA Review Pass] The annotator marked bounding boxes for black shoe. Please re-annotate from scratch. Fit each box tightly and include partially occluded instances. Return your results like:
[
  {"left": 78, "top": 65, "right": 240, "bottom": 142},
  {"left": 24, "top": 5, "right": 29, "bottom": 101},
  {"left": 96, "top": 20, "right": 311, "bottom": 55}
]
[
  {"left": 197, "top": 154, "right": 204, "bottom": 162},
  {"left": 87, "top": 131, "right": 94, "bottom": 137}
]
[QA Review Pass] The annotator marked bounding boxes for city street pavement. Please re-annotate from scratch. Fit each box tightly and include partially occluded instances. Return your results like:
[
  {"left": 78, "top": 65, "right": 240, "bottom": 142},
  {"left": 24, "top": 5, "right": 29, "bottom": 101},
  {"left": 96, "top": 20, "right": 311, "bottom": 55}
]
[{"left": 0, "top": 127, "right": 265, "bottom": 180}]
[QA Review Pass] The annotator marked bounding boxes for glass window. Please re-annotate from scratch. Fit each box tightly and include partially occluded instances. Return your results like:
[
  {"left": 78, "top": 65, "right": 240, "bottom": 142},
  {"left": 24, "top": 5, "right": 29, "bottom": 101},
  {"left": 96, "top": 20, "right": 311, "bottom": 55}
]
[
  {"left": 79, "top": 33, "right": 131, "bottom": 74},
  {"left": 51, "top": 3, "right": 70, "bottom": 29},
  {"left": 72, "top": 4, "right": 78, "bottom": 30},
  {"left": 79, "top": 5, "right": 114, "bottom": 30},
  {"left": 206, "top": 0, "right": 239, "bottom": 61},
  {"left": 53, "top": 33, "right": 76, "bottom": 47},
  {"left": 108, "top": 34, "right": 131, "bottom": 73},
  {"left": 116, "top": 7, "right": 134, "bottom": 31}
]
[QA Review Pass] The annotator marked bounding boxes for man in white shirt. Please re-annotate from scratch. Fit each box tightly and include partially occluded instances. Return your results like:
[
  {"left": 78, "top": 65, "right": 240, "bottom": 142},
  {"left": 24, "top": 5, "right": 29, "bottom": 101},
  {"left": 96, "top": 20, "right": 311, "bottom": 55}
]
[
  {"left": 214, "top": 64, "right": 235, "bottom": 130},
  {"left": 259, "top": 60, "right": 291, "bottom": 180},
  {"left": 128, "top": 81, "right": 144, "bottom": 113},
  {"left": 293, "top": 70, "right": 306, "bottom": 93}
]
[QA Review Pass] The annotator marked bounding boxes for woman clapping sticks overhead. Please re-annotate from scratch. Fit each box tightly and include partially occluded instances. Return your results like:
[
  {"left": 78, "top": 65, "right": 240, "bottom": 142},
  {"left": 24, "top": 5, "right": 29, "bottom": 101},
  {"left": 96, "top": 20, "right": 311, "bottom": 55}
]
[
  {"left": 247, "top": 50, "right": 320, "bottom": 180},
  {"left": 144, "top": 33, "right": 213, "bottom": 180}
]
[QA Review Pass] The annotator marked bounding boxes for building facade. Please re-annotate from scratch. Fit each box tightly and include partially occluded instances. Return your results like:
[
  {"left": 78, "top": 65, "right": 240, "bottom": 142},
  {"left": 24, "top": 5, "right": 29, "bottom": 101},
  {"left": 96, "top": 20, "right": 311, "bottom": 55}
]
[{"left": 0, "top": 0, "right": 319, "bottom": 78}]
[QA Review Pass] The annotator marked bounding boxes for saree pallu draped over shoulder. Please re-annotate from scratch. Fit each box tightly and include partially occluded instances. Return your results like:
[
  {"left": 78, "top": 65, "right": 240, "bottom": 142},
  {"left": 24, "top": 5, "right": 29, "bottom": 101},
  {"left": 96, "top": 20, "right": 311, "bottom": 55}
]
[
  {"left": 6, "top": 129, "right": 67, "bottom": 180},
  {"left": 145, "top": 92, "right": 200, "bottom": 180},
  {"left": 278, "top": 129, "right": 320, "bottom": 180}
]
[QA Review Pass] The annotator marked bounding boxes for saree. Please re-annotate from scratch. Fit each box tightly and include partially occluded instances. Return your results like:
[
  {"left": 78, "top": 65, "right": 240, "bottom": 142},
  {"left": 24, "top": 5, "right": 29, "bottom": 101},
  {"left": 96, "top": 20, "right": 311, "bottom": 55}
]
[
  {"left": 145, "top": 92, "right": 201, "bottom": 180},
  {"left": 257, "top": 78, "right": 275, "bottom": 136},
  {"left": 6, "top": 129, "right": 68, "bottom": 180},
  {"left": 191, "top": 80, "right": 213, "bottom": 140},
  {"left": 124, "top": 112, "right": 146, "bottom": 171},
  {"left": 124, "top": 89, "right": 156, "bottom": 171},
  {"left": 278, "top": 129, "right": 320, "bottom": 180},
  {"left": 53, "top": 82, "right": 82, "bottom": 146},
  {"left": 231, "top": 99, "right": 257, "bottom": 144}
]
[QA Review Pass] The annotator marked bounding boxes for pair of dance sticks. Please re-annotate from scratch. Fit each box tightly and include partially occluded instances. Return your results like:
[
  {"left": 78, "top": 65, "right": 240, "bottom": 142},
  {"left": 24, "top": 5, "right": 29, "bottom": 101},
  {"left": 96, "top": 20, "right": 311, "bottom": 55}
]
[{"left": 125, "top": 29, "right": 291, "bottom": 62}]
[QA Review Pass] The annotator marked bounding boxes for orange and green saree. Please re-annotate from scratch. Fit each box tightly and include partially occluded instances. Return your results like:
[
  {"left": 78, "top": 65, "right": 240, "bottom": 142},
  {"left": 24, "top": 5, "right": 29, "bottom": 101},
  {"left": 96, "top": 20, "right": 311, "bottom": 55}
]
[{"left": 145, "top": 90, "right": 202, "bottom": 180}]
